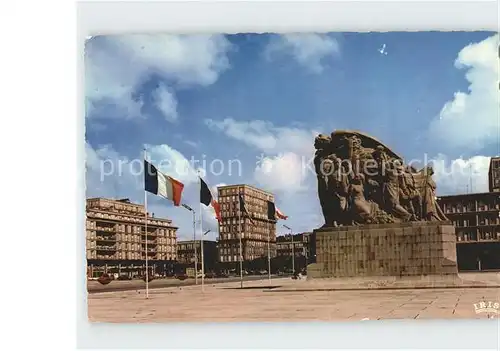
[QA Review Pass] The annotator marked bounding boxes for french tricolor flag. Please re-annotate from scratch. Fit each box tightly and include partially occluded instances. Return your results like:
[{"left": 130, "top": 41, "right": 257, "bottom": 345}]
[
  {"left": 200, "top": 177, "right": 222, "bottom": 223},
  {"left": 267, "top": 201, "right": 288, "bottom": 220},
  {"left": 144, "top": 160, "right": 184, "bottom": 206},
  {"left": 276, "top": 207, "right": 288, "bottom": 220}
]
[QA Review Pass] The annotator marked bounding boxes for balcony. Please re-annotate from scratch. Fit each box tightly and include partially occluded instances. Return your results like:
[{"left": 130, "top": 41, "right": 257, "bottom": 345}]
[
  {"left": 96, "top": 254, "right": 117, "bottom": 260},
  {"left": 95, "top": 237, "right": 116, "bottom": 242},
  {"left": 96, "top": 245, "right": 117, "bottom": 251},
  {"left": 141, "top": 239, "right": 157, "bottom": 244}
]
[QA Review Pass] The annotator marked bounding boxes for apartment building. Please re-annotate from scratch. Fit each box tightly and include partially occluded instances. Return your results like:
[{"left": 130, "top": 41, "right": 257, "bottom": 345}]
[
  {"left": 176, "top": 239, "right": 218, "bottom": 272},
  {"left": 217, "top": 184, "right": 277, "bottom": 268},
  {"left": 437, "top": 192, "right": 500, "bottom": 270},
  {"left": 488, "top": 156, "right": 500, "bottom": 192},
  {"left": 86, "top": 197, "right": 178, "bottom": 277}
]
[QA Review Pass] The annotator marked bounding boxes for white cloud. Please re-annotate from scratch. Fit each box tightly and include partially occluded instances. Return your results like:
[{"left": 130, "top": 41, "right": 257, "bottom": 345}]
[
  {"left": 152, "top": 83, "right": 178, "bottom": 122},
  {"left": 431, "top": 154, "right": 492, "bottom": 195},
  {"left": 205, "top": 117, "right": 317, "bottom": 195},
  {"left": 85, "top": 34, "right": 232, "bottom": 121},
  {"left": 428, "top": 34, "right": 499, "bottom": 150},
  {"left": 85, "top": 142, "right": 219, "bottom": 240},
  {"left": 205, "top": 118, "right": 316, "bottom": 157},
  {"left": 263, "top": 33, "right": 340, "bottom": 73},
  {"left": 254, "top": 153, "right": 308, "bottom": 193},
  {"left": 183, "top": 140, "right": 199, "bottom": 148}
]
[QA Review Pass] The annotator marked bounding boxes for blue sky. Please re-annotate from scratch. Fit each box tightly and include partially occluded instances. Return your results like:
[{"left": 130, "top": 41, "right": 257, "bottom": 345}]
[{"left": 85, "top": 32, "right": 499, "bottom": 240}]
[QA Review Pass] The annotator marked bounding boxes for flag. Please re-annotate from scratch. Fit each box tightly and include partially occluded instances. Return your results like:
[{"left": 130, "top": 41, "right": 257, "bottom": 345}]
[
  {"left": 200, "top": 177, "right": 222, "bottom": 223},
  {"left": 211, "top": 199, "right": 222, "bottom": 223},
  {"left": 267, "top": 201, "right": 289, "bottom": 220},
  {"left": 267, "top": 201, "right": 276, "bottom": 220},
  {"left": 238, "top": 193, "right": 255, "bottom": 225},
  {"left": 276, "top": 207, "right": 288, "bottom": 220},
  {"left": 144, "top": 160, "right": 184, "bottom": 206}
]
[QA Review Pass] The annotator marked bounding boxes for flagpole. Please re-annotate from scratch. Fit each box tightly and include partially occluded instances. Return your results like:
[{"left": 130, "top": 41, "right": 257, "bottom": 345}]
[
  {"left": 268, "top": 225, "right": 271, "bottom": 283},
  {"left": 193, "top": 208, "right": 198, "bottom": 286},
  {"left": 238, "top": 192, "right": 243, "bottom": 288},
  {"left": 143, "top": 148, "right": 149, "bottom": 299},
  {"left": 199, "top": 173, "right": 205, "bottom": 292}
]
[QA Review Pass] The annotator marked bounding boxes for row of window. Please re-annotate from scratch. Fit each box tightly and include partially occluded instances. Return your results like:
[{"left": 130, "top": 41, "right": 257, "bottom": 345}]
[
  {"left": 452, "top": 217, "right": 500, "bottom": 227},
  {"left": 443, "top": 202, "right": 500, "bottom": 214},
  {"left": 87, "top": 232, "right": 176, "bottom": 244},
  {"left": 219, "top": 253, "right": 273, "bottom": 262},
  {"left": 87, "top": 211, "right": 172, "bottom": 227},
  {"left": 456, "top": 231, "right": 500, "bottom": 241},
  {"left": 86, "top": 250, "right": 176, "bottom": 260},
  {"left": 276, "top": 242, "right": 304, "bottom": 249},
  {"left": 220, "top": 233, "right": 275, "bottom": 241},
  {"left": 86, "top": 242, "right": 174, "bottom": 252},
  {"left": 220, "top": 224, "right": 274, "bottom": 234},
  {"left": 87, "top": 199, "right": 144, "bottom": 215},
  {"left": 219, "top": 218, "right": 274, "bottom": 226},
  {"left": 218, "top": 197, "right": 269, "bottom": 211},
  {"left": 218, "top": 187, "right": 273, "bottom": 201}
]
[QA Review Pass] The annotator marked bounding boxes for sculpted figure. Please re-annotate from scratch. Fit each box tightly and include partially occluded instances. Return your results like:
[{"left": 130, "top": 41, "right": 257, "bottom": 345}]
[
  {"left": 314, "top": 134, "right": 334, "bottom": 226},
  {"left": 421, "top": 167, "right": 447, "bottom": 221},
  {"left": 382, "top": 161, "right": 412, "bottom": 221},
  {"left": 366, "top": 145, "right": 390, "bottom": 205},
  {"left": 314, "top": 130, "right": 448, "bottom": 227},
  {"left": 348, "top": 174, "right": 375, "bottom": 224},
  {"left": 399, "top": 166, "right": 422, "bottom": 220},
  {"left": 322, "top": 154, "right": 349, "bottom": 226}
]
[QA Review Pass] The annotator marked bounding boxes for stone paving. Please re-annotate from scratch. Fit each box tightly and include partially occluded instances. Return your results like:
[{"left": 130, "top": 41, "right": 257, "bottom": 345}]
[{"left": 88, "top": 274, "right": 500, "bottom": 322}]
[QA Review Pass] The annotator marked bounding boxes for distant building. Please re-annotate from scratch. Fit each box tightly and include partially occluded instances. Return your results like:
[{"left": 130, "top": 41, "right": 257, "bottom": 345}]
[
  {"left": 217, "top": 184, "right": 277, "bottom": 268},
  {"left": 437, "top": 192, "right": 500, "bottom": 271},
  {"left": 276, "top": 232, "right": 311, "bottom": 258},
  {"left": 488, "top": 156, "right": 500, "bottom": 192},
  {"left": 86, "top": 197, "right": 178, "bottom": 278},
  {"left": 176, "top": 239, "right": 218, "bottom": 272}
]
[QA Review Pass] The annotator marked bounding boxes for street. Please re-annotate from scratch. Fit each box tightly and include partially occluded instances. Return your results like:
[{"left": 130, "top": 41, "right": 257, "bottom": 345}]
[{"left": 87, "top": 274, "right": 284, "bottom": 293}]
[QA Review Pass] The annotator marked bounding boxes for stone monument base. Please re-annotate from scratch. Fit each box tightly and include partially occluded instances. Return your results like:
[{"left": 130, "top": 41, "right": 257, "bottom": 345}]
[{"left": 308, "top": 222, "right": 458, "bottom": 279}]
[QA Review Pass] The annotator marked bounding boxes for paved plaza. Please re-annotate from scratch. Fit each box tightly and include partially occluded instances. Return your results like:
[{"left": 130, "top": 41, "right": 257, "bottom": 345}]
[{"left": 88, "top": 273, "right": 500, "bottom": 322}]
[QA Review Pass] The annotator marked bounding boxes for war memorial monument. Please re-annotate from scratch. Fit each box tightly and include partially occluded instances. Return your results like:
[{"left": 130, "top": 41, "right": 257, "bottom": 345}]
[{"left": 307, "top": 130, "right": 459, "bottom": 282}]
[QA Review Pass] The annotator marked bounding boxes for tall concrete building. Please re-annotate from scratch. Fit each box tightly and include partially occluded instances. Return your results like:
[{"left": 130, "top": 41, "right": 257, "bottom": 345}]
[
  {"left": 437, "top": 192, "right": 500, "bottom": 271},
  {"left": 86, "top": 197, "right": 178, "bottom": 278},
  {"left": 488, "top": 156, "right": 500, "bottom": 192},
  {"left": 437, "top": 157, "right": 500, "bottom": 271},
  {"left": 217, "top": 184, "right": 277, "bottom": 268}
]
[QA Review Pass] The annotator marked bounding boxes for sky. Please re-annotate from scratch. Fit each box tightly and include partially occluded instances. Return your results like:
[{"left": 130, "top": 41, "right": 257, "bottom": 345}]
[{"left": 85, "top": 31, "right": 499, "bottom": 241}]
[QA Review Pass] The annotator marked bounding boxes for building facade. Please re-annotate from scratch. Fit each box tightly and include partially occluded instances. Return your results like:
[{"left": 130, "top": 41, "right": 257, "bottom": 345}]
[
  {"left": 176, "top": 240, "right": 218, "bottom": 272},
  {"left": 276, "top": 232, "right": 311, "bottom": 258},
  {"left": 437, "top": 192, "right": 500, "bottom": 271},
  {"left": 217, "top": 184, "right": 277, "bottom": 268},
  {"left": 86, "top": 197, "right": 178, "bottom": 278},
  {"left": 488, "top": 156, "right": 500, "bottom": 193}
]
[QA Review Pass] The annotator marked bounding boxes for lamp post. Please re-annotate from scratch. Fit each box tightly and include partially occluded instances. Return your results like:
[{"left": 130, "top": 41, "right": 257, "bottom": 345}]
[
  {"left": 202, "top": 229, "right": 210, "bottom": 280},
  {"left": 283, "top": 225, "right": 294, "bottom": 274},
  {"left": 182, "top": 204, "right": 198, "bottom": 285}
]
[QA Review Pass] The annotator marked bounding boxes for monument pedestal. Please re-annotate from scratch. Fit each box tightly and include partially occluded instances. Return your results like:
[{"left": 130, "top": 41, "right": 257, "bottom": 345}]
[{"left": 308, "top": 222, "right": 457, "bottom": 279}]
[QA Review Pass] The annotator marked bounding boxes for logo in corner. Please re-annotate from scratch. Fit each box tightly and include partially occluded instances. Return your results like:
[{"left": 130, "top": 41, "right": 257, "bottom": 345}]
[{"left": 473, "top": 301, "right": 499, "bottom": 314}]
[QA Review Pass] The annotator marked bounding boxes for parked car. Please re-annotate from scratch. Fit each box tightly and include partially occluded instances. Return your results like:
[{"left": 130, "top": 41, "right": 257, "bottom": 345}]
[
  {"left": 205, "top": 272, "right": 216, "bottom": 279},
  {"left": 97, "top": 273, "right": 112, "bottom": 285}
]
